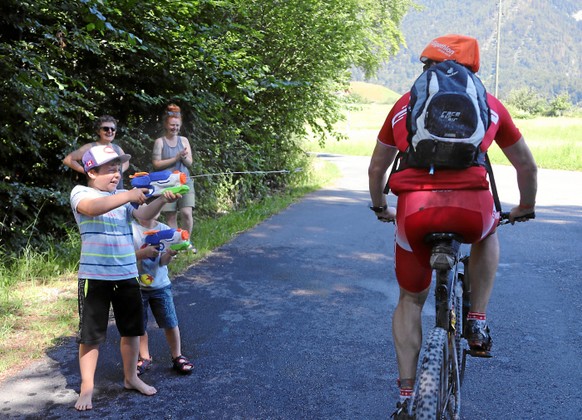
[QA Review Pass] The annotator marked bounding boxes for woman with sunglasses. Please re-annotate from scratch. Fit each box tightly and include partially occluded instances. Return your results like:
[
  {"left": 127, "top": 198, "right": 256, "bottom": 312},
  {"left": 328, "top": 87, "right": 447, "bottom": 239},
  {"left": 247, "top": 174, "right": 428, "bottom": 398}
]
[{"left": 63, "top": 115, "right": 129, "bottom": 189}]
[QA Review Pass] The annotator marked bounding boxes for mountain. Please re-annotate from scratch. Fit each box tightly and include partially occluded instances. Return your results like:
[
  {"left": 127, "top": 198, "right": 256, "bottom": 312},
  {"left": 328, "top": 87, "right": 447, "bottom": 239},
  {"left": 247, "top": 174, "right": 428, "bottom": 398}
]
[{"left": 354, "top": 0, "right": 582, "bottom": 103}]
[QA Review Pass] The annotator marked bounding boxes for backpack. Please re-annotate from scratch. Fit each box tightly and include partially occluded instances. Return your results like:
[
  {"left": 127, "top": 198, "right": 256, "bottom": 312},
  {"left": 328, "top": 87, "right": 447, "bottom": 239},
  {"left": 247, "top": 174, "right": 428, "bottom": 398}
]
[{"left": 405, "top": 60, "right": 490, "bottom": 172}]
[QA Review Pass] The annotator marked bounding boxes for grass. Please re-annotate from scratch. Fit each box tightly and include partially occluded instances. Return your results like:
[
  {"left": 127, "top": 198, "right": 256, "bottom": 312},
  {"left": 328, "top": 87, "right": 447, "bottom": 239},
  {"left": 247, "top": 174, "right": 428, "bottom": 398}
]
[
  {"left": 512, "top": 117, "right": 582, "bottom": 171},
  {"left": 349, "top": 81, "right": 401, "bottom": 104},
  {"left": 306, "top": 102, "right": 582, "bottom": 171},
  {"left": 0, "top": 156, "right": 339, "bottom": 383}
]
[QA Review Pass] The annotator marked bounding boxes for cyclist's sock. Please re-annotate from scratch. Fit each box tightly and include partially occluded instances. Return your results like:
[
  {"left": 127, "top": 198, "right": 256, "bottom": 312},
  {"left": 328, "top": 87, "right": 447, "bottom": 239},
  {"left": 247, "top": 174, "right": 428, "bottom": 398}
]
[
  {"left": 397, "top": 378, "right": 414, "bottom": 403},
  {"left": 467, "top": 311, "right": 486, "bottom": 321},
  {"left": 399, "top": 388, "right": 413, "bottom": 403}
]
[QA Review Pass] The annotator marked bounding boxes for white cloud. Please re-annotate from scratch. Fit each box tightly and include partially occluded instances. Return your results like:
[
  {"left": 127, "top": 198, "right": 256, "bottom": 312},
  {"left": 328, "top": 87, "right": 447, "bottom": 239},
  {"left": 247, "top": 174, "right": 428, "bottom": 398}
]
[{"left": 574, "top": 10, "right": 582, "bottom": 21}]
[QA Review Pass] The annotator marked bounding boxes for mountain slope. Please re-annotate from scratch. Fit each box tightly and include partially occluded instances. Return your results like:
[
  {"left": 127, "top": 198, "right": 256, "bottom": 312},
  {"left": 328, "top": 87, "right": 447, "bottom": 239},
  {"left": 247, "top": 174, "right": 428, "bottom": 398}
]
[{"left": 356, "top": 0, "right": 582, "bottom": 103}]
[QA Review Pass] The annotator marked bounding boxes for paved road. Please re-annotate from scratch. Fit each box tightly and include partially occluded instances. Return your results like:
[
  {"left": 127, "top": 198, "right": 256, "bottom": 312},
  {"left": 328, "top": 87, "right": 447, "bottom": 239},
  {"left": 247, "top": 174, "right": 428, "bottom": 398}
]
[{"left": 1, "top": 155, "right": 581, "bottom": 419}]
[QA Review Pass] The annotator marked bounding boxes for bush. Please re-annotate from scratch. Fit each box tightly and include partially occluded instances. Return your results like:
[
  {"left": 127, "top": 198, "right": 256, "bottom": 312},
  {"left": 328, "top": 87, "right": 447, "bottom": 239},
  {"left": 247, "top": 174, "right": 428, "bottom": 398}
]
[
  {"left": 505, "top": 87, "right": 547, "bottom": 116},
  {"left": 0, "top": 0, "right": 412, "bottom": 257},
  {"left": 546, "top": 92, "right": 572, "bottom": 117}
]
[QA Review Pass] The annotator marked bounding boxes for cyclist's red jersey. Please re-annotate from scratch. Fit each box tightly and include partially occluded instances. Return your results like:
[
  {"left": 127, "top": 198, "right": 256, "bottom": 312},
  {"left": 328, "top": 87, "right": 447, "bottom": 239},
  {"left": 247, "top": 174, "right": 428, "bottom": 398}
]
[
  {"left": 377, "top": 92, "right": 522, "bottom": 195},
  {"left": 377, "top": 92, "right": 522, "bottom": 293}
]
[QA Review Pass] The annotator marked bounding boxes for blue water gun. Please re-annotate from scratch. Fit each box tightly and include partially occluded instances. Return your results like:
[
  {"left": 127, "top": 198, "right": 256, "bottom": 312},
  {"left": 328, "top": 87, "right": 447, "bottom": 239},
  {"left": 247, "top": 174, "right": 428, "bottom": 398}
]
[
  {"left": 142, "top": 228, "right": 191, "bottom": 260},
  {"left": 129, "top": 170, "right": 190, "bottom": 207}
]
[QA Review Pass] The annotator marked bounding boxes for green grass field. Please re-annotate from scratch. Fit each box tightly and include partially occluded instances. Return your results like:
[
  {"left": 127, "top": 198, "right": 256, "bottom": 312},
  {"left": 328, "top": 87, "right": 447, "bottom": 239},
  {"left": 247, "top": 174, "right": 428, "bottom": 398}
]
[
  {"left": 349, "top": 81, "right": 401, "bottom": 104},
  {"left": 306, "top": 98, "right": 582, "bottom": 171}
]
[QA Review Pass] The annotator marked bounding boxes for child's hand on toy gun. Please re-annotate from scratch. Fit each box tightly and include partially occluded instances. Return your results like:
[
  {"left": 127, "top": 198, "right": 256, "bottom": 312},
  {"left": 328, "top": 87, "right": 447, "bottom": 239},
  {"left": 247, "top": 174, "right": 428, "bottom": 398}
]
[
  {"left": 159, "top": 247, "right": 180, "bottom": 266},
  {"left": 166, "top": 248, "right": 179, "bottom": 259},
  {"left": 161, "top": 189, "right": 182, "bottom": 204},
  {"left": 128, "top": 188, "right": 150, "bottom": 207},
  {"left": 140, "top": 244, "right": 160, "bottom": 260},
  {"left": 142, "top": 228, "right": 191, "bottom": 261}
]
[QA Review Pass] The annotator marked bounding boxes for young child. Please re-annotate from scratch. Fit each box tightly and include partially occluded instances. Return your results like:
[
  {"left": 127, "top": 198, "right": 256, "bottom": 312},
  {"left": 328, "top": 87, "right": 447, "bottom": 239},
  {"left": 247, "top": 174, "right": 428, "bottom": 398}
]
[
  {"left": 70, "top": 144, "right": 181, "bottom": 411},
  {"left": 132, "top": 214, "right": 194, "bottom": 375}
]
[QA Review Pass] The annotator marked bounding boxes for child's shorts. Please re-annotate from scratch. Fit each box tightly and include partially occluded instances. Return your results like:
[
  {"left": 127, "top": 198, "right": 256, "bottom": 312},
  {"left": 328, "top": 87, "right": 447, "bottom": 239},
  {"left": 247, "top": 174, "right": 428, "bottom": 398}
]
[
  {"left": 141, "top": 285, "right": 179, "bottom": 329},
  {"left": 77, "top": 278, "right": 145, "bottom": 345}
]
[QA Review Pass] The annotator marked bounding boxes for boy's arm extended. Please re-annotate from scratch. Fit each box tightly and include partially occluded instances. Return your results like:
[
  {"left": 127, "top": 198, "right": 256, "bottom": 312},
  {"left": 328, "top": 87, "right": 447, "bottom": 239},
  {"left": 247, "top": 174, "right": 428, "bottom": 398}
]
[
  {"left": 76, "top": 188, "right": 149, "bottom": 217},
  {"left": 132, "top": 190, "right": 181, "bottom": 220}
]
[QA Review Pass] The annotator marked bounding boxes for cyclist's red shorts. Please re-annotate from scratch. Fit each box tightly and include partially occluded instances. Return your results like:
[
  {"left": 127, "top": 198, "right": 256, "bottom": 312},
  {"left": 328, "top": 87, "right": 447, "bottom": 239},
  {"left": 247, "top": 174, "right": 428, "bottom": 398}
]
[{"left": 394, "top": 189, "right": 499, "bottom": 293}]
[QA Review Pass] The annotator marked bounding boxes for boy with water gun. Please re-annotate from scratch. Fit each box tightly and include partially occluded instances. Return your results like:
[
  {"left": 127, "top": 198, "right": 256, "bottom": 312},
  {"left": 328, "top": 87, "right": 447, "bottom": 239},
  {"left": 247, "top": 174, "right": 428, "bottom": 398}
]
[
  {"left": 70, "top": 145, "right": 183, "bottom": 411},
  {"left": 132, "top": 210, "right": 194, "bottom": 376}
]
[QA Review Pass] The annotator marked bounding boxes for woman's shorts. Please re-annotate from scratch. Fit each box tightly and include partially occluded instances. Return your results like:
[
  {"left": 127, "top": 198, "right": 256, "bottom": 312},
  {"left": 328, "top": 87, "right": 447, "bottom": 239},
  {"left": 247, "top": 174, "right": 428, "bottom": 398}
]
[{"left": 162, "top": 178, "right": 195, "bottom": 212}]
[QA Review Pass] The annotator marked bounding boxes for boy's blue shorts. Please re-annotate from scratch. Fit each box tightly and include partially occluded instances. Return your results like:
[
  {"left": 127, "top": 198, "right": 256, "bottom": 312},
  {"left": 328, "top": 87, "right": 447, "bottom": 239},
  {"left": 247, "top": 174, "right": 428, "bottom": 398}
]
[{"left": 141, "top": 285, "right": 179, "bottom": 329}]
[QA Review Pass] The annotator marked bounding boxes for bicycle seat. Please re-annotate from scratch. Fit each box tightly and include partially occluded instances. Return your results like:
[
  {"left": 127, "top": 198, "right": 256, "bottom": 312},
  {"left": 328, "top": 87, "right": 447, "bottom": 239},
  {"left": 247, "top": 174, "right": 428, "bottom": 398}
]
[
  {"left": 424, "top": 232, "right": 464, "bottom": 245},
  {"left": 425, "top": 233, "right": 464, "bottom": 270}
]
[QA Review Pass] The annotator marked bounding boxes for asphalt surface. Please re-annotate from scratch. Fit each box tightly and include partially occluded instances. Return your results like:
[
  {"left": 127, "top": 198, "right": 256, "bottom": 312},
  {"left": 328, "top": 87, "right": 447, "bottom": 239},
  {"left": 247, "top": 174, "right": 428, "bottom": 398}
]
[{"left": 0, "top": 155, "right": 581, "bottom": 419}]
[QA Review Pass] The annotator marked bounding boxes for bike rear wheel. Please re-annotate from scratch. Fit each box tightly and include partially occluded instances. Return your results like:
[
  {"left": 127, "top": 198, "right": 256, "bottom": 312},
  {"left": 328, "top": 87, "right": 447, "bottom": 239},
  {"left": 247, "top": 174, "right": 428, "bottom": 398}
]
[
  {"left": 453, "top": 272, "right": 466, "bottom": 384},
  {"left": 413, "top": 327, "right": 461, "bottom": 419}
]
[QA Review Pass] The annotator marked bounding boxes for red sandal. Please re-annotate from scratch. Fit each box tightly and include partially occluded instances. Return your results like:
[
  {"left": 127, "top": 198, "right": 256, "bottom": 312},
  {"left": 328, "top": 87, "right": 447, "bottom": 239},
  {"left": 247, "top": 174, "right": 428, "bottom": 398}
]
[{"left": 172, "top": 355, "right": 194, "bottom": 374}]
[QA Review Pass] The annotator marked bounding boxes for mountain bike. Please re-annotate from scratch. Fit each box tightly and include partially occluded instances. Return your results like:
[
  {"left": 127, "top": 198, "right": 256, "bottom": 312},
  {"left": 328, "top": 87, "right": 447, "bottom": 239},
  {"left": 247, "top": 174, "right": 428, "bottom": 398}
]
[{"left": 405, "top": 211, "right": 535, "bottom": 420}]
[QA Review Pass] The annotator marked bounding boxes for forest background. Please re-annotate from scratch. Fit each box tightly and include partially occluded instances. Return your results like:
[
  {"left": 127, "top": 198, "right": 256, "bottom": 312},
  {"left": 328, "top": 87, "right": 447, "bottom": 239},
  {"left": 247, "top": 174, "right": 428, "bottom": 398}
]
[{"left": 0, "top": 0, "right": 411, "bottom": 256}]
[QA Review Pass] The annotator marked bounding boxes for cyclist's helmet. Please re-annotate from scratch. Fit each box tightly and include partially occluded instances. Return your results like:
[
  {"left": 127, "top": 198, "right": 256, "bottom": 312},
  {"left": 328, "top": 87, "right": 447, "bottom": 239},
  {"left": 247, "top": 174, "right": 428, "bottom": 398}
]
[{"left": 420, "top": 34, "right": 481, "bottom": 73}]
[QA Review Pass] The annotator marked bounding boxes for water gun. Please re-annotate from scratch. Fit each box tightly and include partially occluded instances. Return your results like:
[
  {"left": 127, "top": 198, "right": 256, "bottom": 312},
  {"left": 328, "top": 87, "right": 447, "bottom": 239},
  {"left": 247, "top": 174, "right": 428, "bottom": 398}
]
[
  {"left": 130, "top": 170, "right": 190, "bottom": 207},
  {"left": 141, "top": 228, "right": 191, "bottom": 260}
]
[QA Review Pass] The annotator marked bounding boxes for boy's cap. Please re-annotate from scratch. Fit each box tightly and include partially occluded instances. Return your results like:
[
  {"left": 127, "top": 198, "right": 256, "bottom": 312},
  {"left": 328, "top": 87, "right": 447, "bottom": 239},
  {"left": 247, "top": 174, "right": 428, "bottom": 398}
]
[
  {"left": 82, "top": 145, "right": 131, "bottom": 172},
  {"left": 420, "top": 34, "right": 480, "bottom": 72}
]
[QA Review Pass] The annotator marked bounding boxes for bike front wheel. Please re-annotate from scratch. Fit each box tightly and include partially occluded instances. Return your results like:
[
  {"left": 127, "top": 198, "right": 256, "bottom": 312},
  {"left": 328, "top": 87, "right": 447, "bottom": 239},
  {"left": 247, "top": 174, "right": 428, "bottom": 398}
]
[{"left": 413, "top": 327, "right": 461, "bottom": 420}]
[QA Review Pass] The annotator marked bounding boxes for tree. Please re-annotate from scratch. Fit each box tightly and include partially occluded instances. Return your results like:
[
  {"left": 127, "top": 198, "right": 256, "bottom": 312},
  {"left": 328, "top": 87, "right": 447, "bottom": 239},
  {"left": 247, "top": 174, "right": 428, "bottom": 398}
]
[
  {"left": 547, "top": 92, "right": 572, "bottom": 117},
  {"left": 504, "top": 87, "right": 547, "bottom": 116}
]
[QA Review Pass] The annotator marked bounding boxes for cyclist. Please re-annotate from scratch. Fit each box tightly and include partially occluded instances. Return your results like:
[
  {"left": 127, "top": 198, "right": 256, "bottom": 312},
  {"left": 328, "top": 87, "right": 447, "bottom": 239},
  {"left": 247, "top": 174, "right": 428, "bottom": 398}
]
[{"left": 367, "top": 34, "right": 538, "bottom": 416}]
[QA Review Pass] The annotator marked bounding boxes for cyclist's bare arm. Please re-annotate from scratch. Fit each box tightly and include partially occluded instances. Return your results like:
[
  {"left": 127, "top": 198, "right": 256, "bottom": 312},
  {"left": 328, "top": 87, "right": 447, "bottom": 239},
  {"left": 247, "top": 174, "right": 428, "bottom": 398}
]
[
  {"left": 368, "top": 142, "right": 398, "bottom": 222},
  {"left": 500, "top": 136, "right": 538, "bottom": 223}
]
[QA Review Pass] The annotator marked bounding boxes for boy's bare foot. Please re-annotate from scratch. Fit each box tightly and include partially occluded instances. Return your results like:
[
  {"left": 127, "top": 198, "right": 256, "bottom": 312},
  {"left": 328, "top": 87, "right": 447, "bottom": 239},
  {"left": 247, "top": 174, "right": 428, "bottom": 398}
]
[
  {"left": 124, "top": 376, "right": 157, "bottom": 396},
  {"left": 75, "top": 385, "right": 93, "bottom": 411}
]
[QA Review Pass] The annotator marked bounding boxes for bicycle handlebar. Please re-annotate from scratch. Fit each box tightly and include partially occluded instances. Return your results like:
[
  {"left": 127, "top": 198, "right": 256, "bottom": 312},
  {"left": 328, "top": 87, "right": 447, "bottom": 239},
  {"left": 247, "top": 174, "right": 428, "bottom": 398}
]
[
  {"left": 499, "top": 211, "right": 535, "bottom": 225},
  {"left": 377, "top": 211, "right": 535, "bottom": 225},
  {"left": 374, "top": 205, "right": 535, "bottom": 226}
]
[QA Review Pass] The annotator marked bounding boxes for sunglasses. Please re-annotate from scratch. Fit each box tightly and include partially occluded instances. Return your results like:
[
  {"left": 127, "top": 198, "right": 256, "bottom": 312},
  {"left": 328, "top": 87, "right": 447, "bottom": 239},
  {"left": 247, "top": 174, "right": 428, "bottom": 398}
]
[{"left": 100, "top": 127, "right": 116, "bottom": 132}]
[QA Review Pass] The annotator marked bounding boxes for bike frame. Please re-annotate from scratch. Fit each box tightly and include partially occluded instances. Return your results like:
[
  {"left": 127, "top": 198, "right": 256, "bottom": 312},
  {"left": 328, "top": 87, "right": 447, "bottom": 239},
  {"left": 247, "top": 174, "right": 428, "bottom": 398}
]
[
  {"left": 410, "top": 233, "right": 466, "bottom": 420},
  {"left": 407, "top": 211, "right": 535, "bottom": 419}
]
